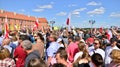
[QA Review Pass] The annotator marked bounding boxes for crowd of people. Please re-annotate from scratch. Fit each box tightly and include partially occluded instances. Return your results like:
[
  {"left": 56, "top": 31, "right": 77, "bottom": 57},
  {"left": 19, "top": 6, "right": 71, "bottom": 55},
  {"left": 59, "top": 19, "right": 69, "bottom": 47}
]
[{"left": 0, "top": 27, "right": 120, "bottom": 67}]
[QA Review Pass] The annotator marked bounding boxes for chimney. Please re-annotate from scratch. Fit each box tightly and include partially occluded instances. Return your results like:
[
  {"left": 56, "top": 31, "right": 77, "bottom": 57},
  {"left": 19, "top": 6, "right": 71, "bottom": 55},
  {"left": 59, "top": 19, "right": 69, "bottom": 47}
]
[
  {"left": 14, "top": 12, "right": 16, "bottom": 15},
  {"left": 0, "top": 10, "right": 4, "bottom": 13}
]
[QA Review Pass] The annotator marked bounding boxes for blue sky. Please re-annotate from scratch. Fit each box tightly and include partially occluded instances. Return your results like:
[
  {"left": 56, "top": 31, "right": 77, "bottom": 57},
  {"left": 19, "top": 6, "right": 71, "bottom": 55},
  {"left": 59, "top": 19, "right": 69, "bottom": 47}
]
[{"left": 0, "top": 0, "right": 120, "bottom": 28}]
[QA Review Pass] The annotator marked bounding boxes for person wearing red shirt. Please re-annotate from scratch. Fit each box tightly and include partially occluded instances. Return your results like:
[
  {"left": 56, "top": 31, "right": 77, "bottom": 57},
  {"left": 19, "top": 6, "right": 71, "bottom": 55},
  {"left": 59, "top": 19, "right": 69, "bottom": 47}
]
[{"left": 14, "top": 35, "right": 29, "bottom": 67}]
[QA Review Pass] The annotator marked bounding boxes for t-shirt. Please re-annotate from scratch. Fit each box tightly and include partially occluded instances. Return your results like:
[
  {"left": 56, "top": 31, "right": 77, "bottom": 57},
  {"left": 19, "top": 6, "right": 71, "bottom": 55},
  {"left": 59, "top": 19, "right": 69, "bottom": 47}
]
[
  {"left": 14, "top": 45, "right": 27, "bottom": 67},
  {"left": 0, "top": 58, "right": 16, "bottom": 67},
  {"left": 67, "top": 42, "right": 79, "bottom": 63}
]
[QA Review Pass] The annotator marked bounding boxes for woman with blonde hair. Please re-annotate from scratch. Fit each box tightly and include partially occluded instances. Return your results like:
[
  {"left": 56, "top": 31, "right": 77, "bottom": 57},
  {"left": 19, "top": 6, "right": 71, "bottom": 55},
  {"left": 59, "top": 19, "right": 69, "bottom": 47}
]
[
  {"left": 109, "top": 49, "right": 120, "bottom": 67},
  {"left": 73, "top": 41, "right": 90, "bottom": 67},
  {"left": 0, "top": 46, "right": 16, "bottom": 67}
]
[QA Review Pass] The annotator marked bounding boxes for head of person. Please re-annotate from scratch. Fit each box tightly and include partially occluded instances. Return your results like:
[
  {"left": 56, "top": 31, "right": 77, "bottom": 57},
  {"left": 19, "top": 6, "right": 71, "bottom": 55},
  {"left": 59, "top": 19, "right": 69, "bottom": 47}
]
[
  {"left": 116, "top": 34, "right": 120, "bottom": 40},
  {"left": 19, "top": 35, "right": 30, "bottom": 43},
  {"left": 37, "top": 33, "right": 44, "bottom": 42},
  {"left": 2, "top": 38, "right": 11, "bottom": 46},
  {"left": 11, "top": 36, "right": 18, "bottom": 41},
  {"left": 0, "top": 46, "right": 10, "bottom": 60},
  {"left": 33, "top": 33, "right": 39, "bottom": 42},
  {"left": 78, "top": 42, "right": 86, "bottom": 52},
  {"left": 68, "top": 36, "right": 74, "bottom": 43},
  {"left": 74, "top": 36, "right": 80, "bottom": 43},
  {"left": 78, "top": 42, "right": 90, "bottom": 60},
  {"left": 56, "top": 47, "right": 68, "bottom": 63},
  {"left": 110, "top": 49, "right": 120, "bottom": 63},
  {"left": 28, "top": 58, "right": 47, "bottom": 67},
  {"left": 52, "top": 63, "right": 66, "bottom": 67},
  {"left": 91, "top": 53, "right": 103, "bottom": 67},
  {"left": 93, "top": 39, "right": 101, "bottom": 50},
  {"left": 49, "top": 33, "right": 57, "bottom": 42},
  {"left": 110, "top": 38, "right": 117, "bottom": 47},
  {"left": 21, "top": 40, "right": 32, "bottom": 53}
]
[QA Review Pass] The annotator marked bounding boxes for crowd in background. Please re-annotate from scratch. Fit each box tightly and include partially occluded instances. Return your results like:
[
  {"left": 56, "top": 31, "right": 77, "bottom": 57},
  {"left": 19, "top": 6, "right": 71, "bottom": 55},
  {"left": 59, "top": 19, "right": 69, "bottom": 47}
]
[{"left": 0, "top": 27, "right": 120, "bottom": 67}]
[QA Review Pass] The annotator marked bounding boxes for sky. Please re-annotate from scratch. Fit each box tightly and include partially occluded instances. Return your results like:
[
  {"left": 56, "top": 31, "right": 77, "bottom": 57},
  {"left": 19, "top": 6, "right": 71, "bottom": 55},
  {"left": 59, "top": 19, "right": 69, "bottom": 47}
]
[{"left": 0, "top": 0, "right": 120, "bottom": 28}]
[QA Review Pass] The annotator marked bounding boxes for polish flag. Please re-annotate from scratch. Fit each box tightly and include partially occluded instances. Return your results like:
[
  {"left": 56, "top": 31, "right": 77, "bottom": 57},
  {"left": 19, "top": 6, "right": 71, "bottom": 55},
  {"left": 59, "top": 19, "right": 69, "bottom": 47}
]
[
  {"left": 35, "top": 19, "right": 39, "bottom": 28},
  {"left": 33, "top": 19, "right": 39, "bottom": 31},
  {"left": 66, "top": 13, "right": 71, "bottom": 25},
  {"left": 4, "top": 16, "right": 9, "bottom": 39},
  {"left": 66, "top": 18, "right": 70, "bottom": 25}
]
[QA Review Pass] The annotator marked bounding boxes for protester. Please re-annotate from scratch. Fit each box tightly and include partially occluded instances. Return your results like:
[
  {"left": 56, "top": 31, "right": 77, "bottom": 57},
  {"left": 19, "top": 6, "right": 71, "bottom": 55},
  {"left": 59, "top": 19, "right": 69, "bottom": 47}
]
[
  {"left": 13, "top": 35, "right": 29, "bottom": 67},
  {"left": 2, "top": 38, "right": 12, "bottom": 54},
  {"left": 105, "top": 38, "right": 120, "bottom": 67},
  {"left": 73, "top": 42, "right": 90, "bottom": 67},
  {"left": 32, "top": 32, "right": 45, "bottom": 59},
  {"left": 21, "top": 40, "right": 40, "bottom": 67},
  {"left": 56, "top": 47, "right": 72, "bottom": 67},
  {"left": 109, "top": 49, "right": 120, "bottom": 67},
  {"left": 89, "top": 39, "right": 105, "bottom": 60},
  {"left": 0, "top": 46, "right": 16, "bottom": 67},
  {"left": 46, "top": 33, "right": 61, "bottom": 66},
  {"left": 67, "top": 36, "right": 79, "bottom": 63},
  {"left": 90, "top": 53, "right": 104, "bottom": 67}
]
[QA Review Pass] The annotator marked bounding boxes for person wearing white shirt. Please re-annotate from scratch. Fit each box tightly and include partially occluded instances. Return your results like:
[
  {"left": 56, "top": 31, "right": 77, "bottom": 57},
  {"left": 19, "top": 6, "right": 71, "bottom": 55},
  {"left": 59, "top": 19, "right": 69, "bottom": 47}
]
[
  {"left": 89, "top": 39, "right": 105, "bottom": 60},
  {"left": 105, "top": 38, "right": 119, "bottom": 67}
]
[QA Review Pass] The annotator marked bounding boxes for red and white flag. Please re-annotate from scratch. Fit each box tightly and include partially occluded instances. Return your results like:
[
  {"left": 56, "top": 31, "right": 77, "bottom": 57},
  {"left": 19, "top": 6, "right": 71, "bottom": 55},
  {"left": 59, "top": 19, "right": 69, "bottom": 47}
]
[
  {"left": 4, "top": 16, "right": 9, "bottom": 39},
  {"left": 66, "top": 13, "right": 71, "bottom": 25},
  {"left": 33, "top": 19, "right": 39, "bottom": 31}
]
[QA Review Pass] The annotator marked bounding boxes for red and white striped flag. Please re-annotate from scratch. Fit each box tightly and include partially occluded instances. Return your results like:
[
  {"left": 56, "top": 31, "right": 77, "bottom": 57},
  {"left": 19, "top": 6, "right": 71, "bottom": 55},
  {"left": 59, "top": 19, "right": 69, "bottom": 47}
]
[
  {"left": 35, "top": 19, "right": 39, "bottom": 28},
  {"left": 66, "top": 13, "right": 71, "bottom": 25},
  {"left": 33, "top": 19, "right": 39, "bottom": 31},
  {"left": 4, "top": 16, "right": 9, "bottom": 39}
]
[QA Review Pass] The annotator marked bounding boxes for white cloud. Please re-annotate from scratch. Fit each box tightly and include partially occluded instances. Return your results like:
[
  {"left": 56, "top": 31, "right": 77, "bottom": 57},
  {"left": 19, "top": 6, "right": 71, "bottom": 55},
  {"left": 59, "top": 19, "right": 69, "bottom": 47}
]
[
  {"left": 87, "top": 7, "right": 105, "bottom": 16},
  {"left": 72, "top": 11, "right": 80, "bottom": 15},
  {"left": 32, "top": 9, "right": 44, "bottom": 12},
  {"left": 33, "top": 4, "right": 53, "bottom": 12},
  {"left": 72, "top": 8, "right": 87, "bottom": 15},
  {"left": 56, "top": 12, "right": 67, "bottom": 16},
  {"left": 68, "top": 4, "right": 77, "bottom": 7},
  {"left": 73, "top": 8, "right": 87, "bottom": 12},
  {"left": 110, "top": 12, "right": 120, "bottom": 17},
  {"left": 38, "top": 4, "right": 52, "bottom": 9},
  {"left": 87, "top": 1, "right": 101, "bottom": 6}
]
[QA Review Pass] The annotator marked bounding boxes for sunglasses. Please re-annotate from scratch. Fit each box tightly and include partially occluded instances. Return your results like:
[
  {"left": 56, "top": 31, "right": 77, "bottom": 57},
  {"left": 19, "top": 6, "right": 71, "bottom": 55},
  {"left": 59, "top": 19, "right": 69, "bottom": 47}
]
[{"left": 94, "top": 42, "right": 99, "bottom": 45}]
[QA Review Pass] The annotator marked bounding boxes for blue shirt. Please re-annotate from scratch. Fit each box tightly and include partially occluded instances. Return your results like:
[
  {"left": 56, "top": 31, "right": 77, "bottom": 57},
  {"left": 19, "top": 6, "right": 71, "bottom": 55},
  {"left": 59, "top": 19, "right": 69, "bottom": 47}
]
[
  {"left": 0, "top": 37, "right": 3, "bottom": 46},
  {"left": 46, "top": 42, "right": 60, "bottom": 57}
]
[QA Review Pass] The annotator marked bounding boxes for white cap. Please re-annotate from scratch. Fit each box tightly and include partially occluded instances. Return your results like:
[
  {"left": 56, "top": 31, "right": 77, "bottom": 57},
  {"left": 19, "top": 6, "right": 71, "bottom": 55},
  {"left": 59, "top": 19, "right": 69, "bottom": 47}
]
[{"left": 57, "top": 38, "right": 62, "bottom": 43}]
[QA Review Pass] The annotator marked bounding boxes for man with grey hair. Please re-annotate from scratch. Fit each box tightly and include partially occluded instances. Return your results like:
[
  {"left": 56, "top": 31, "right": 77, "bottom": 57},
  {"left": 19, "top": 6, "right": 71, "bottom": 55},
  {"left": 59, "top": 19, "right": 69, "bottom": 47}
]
[{"left": 21, "top": 40, "right": 40, "bottom": 67}]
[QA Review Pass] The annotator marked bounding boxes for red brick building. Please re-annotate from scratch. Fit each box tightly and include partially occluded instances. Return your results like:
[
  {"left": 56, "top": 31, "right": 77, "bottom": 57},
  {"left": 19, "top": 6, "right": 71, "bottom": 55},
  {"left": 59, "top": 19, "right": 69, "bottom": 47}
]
[{"left": 0, "top": 10, "right": 49, "bottom": 30}]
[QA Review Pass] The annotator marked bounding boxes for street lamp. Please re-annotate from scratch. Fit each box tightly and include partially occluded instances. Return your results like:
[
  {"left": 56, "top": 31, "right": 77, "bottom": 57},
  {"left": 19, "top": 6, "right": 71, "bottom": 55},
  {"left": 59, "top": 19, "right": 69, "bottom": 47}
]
[
  {"left": 50, "top": 21, "right": 55, "bottom": 30},
  {"left": 89, "top": 20, "right": 95, "bottom": 29}
]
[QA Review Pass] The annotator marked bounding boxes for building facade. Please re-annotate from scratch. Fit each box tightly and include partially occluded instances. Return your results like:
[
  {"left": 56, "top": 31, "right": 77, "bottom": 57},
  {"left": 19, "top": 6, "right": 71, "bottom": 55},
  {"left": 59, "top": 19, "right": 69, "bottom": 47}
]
[{"left": 0, "top": 10, "right": 49, "bottom": 31}]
